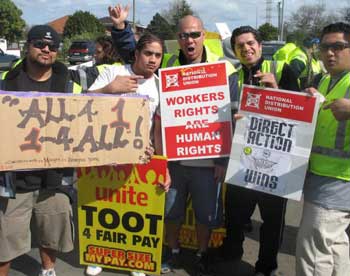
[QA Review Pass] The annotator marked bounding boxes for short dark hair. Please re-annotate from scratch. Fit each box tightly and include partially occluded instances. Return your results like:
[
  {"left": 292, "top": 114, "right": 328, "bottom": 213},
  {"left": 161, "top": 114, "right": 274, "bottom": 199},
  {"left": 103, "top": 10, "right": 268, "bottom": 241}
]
[
  {"left": 321, "top": 22, "right": 350, "bottom": 42},
  {"left": 95, "top": 36, "right": 121, "bottom": 65},
  {"left": 231, "top": 25, "right": 262, "bottom": 53},
  {"left": 135, "top": 33, "right": 164, "bottom": 53}
]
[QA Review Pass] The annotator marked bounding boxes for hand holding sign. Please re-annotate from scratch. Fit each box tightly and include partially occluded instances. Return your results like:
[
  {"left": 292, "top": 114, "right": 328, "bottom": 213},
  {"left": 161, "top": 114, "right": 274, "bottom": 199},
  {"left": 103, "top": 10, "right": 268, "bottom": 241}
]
[{"left": 157, "top": 167, "right": 171, "bottom": 192}]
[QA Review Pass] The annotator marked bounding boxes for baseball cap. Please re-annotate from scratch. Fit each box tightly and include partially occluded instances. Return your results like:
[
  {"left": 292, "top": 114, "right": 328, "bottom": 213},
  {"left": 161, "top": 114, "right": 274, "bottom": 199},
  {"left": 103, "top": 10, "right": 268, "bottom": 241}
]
[
  {"left": 303, "top": 37, "right": 320, "bottom": 48},
  {"left": 27, "top": 25, "right": 61, "bottom": 48}
]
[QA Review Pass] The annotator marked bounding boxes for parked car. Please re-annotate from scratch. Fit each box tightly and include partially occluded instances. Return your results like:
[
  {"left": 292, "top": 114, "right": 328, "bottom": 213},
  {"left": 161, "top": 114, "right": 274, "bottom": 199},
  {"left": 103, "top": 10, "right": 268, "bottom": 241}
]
[
  {"left": 0, "top": 48, "right": 19, "bottom": 71},
  {"left": 67, "top": 40, "right": 95, "bottom": 65},
  {"left": 262, "top": 41, "right": 285, "bottom": 60}
]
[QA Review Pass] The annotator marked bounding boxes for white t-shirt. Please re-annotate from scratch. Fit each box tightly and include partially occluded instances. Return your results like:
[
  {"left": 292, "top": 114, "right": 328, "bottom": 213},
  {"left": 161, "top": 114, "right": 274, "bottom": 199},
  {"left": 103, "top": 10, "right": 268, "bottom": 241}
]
[{"left": 89, "top": 64, "right": 160, "bottom": 128}]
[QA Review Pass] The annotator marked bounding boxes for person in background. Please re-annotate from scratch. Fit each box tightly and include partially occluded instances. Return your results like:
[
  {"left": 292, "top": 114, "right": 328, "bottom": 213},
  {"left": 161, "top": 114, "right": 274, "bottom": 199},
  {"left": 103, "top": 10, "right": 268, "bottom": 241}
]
[
  {"left": 69, "top": 35, "right": 123, "bottom": 91},
  {"left": 287, "top": 37, "right": 324, "bottom": 89}
]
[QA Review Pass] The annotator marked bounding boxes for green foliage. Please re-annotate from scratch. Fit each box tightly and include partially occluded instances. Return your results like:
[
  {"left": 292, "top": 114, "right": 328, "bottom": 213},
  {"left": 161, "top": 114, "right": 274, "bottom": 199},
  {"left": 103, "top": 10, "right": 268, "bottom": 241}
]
[
  {"left": 147, "top": 13, "right": 176, "bottom": 40},
  {"left": 63, "top": 10, "right": 104, "bottom": 39},
  {"left": 285, "top": 4, "right": 337, "bottom": 45},
  {"left": 0, "top": 0, "right": 26, "bottom": 42},
  {"left": 342, "top": 7, "right": 350, "bottom": 23},
  {"left": 161, "top": 0, "right": 194, "bottom": 32},
  {"left": 258, "top": 23, "right": 278, "bottom": 41}
]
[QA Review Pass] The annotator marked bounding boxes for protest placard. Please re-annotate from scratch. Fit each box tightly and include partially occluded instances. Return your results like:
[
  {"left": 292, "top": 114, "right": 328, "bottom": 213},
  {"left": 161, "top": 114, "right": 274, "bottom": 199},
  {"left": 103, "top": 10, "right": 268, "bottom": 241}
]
[
  {"left": 77, "top": 156, "right": 167, "bottom": 275},
  {"left": 159, "top": 61, "right": 232, "bottom": 160},
  {"left": 0, "top": 91, "right": 150, "bottom": 170},
  {"left": 225, "top": 85, "right": 320, "bottom": 200}
]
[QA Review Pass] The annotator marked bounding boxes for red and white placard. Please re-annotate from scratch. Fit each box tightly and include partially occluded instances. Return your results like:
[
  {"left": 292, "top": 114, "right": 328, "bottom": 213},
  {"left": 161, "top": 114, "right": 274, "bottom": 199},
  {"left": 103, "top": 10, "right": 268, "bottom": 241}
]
[
  {"left": 225, "top": 85, "right": 321, "bottom": 200},
  {"left": 159, "top": 62, "right": 232, "bottom": 160}
]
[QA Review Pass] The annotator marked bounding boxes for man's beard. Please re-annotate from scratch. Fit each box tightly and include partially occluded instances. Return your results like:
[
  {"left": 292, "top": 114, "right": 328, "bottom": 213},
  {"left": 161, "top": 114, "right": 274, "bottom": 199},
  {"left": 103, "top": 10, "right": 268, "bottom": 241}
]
[{"left": 29, "top": 55, "right": 54, "bottom": 68}]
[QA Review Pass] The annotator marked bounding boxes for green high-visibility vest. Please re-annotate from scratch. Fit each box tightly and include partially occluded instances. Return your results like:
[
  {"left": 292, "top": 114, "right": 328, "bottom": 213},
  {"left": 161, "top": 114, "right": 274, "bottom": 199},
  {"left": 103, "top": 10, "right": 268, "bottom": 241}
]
[
  {"left": 273, "top": 43, "right": 297, "bottom": 62},
  {"left": 237, "top": 60, "right": 284, "bottom": 93},
  {"left": 310, "top": 72, "right": 350, "bottom": 180},
  {"left": 161, "top": 45, "right": 236, "bottom": 75},
  {"left": 0, "top": 60, "right": 82, "bottom": 94}
]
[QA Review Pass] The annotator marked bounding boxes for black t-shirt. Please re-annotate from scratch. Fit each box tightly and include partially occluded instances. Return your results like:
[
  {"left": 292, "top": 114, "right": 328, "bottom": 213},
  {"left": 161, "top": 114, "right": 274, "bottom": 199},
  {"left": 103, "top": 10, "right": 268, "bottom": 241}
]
[
  {"left": 17, "top": 70, "right": 52, "bottom": 92},
  {"left": 11, "top": 70, "right": 68, "bottom": 192}
]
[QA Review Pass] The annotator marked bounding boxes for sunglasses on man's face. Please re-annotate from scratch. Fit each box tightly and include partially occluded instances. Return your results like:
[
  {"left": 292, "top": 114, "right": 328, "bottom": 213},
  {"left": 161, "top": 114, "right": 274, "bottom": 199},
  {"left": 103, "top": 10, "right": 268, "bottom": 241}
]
[
  {"left": 178, "top": 31, "right": 202, "bottom": 40},
  {"left": 319, "top": 42, "right": 350, "bottom": 53},
  {"left": 31, "top": 40, "right": 58, "bottom": 52}
]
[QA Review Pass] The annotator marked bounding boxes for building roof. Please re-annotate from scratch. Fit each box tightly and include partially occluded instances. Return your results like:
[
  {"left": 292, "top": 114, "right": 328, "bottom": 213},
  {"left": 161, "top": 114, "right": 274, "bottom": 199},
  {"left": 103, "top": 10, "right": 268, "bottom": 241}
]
[{"left": 48, "top": 15, "right": 69, "bottom": 35}]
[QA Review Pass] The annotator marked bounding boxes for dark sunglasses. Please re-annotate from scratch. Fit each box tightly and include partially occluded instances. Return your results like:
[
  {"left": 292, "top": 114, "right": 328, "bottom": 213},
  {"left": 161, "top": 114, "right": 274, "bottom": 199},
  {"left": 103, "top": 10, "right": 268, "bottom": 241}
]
[
  {"left": 31, "top": 40, "right": 58, "bottom": 52},
  {"left": 178, "top": 31, "right": 202, "bottom": 40},
  {"left": 319, "top": 42, "right": 350, "bottom": 53}
]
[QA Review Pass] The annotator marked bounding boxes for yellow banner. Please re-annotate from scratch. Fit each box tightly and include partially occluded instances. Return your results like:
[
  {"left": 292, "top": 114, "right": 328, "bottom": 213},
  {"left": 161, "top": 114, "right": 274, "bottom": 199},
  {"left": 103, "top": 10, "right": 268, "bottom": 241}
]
[
  {"left": 0, "top": 92, "right": 149, "bottom": 170},
  {"left": 166, "top": 184, "right": 227, "bottom": 249},
  {"left": 77, "top": 156, "right": 167, "bottom": 275},
  {"left": 178, "top": 205, "right": 226, "bottom": 249}
]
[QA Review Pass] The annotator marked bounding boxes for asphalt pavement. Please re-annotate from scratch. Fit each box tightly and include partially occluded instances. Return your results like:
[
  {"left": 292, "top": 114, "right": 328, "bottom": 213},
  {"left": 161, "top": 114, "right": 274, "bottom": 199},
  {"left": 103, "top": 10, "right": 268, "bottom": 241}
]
[{"left": 9, "top": 197, "right": 303, "bottom": 276}]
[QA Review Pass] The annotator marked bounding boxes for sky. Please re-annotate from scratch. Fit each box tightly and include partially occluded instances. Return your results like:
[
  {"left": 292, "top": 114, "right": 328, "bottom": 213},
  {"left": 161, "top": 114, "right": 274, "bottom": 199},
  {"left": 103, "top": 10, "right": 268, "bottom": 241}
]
[{"left": 12, "top": 0, "right": 349, "bottom": 32}]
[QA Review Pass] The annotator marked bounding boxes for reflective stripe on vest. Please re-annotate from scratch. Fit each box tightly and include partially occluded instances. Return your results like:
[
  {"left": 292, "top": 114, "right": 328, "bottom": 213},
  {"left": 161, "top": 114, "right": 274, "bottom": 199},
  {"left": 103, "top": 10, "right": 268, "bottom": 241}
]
[
  {"left": 165, "top": 54, "right": 178, "bottom": 67},
  {"left": 310, "top": 72, "right": 350, "bottom": 180},
  {"left": 65, "top": 79, "right": 82, "bottom": 94},
  {"left": 78, "top": 69, "right": 88, "bottom": 91}
]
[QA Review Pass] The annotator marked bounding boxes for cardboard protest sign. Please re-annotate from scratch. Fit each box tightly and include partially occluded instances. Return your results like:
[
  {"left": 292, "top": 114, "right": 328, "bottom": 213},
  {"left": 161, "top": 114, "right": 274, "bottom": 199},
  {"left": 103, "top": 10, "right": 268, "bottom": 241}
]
[
  {"left": 0, "top": 91, "right": 149, "bottom": 170},
  {"left": 225, "top": 85, "right": 320, "bottom": 200},
  {"left": 159, "top": 62, "right": 232, "bottom": 160},
  {"left": 77, "top": 156, "right": 167, "bottom": 275}
]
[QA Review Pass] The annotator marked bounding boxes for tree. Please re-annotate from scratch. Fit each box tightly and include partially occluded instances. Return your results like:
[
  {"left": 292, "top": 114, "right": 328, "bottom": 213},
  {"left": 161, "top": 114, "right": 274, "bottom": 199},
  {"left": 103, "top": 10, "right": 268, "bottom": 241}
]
[
  {"left": 161, "top": 0, "right": 194, "bottom": 31},
  {"left": 341, "top": 7, "right": 350, "bottom": 23},
  {"left": 0, "top": 0, "right": 25, "bottom": 42},
  {"left": 147, "top": 13, "right": 175, "bottom": 40},
  {"left": 285, "top": 4, "right": 337, "bottom": 44},
  {"left": 63, "top": 10, "right": 105, "bottom": 39},
  {"left": 258, "top": 23, "right": 278, "bottom": 41}
]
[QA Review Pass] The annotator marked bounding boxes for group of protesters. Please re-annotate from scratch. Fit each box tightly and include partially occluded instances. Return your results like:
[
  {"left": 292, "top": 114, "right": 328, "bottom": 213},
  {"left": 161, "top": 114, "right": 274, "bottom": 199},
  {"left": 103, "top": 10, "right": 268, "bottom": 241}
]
[{"left": 0, "top": 3, "right": 350, "bottom": 276}]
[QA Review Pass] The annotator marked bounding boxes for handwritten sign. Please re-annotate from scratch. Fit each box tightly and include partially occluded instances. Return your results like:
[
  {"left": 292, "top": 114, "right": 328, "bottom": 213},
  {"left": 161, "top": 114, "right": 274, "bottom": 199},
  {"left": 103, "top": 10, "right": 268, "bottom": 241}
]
[
  {"left": 159, "top": 62, "right": 232, "bottom": 160},
  {"left": 77, "top": 156, "right": 167, "bottom": 275},
  {"left": 225, "top": 85, "right": 320, "bottom": 200},
  {"left": 0, "top": 91, "right": 150, "bottom": 170}
]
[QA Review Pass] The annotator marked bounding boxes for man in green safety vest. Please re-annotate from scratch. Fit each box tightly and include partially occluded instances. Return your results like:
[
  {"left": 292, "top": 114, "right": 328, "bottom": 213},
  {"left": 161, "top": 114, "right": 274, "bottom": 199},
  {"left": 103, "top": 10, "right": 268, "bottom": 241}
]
[
  {"left": 296, "top": 22, "right": 350, "bottom": 276},
  {"left": 287, "top": 37, "right": 324, "bottom": 89}
]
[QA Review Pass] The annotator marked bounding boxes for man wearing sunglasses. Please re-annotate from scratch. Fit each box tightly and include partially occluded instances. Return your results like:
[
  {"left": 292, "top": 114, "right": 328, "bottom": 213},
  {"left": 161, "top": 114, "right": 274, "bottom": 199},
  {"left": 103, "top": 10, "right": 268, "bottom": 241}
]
[
  {"left": 0, "top": 25, "right": 82, "bottom": 276},
  {"left": 296, "top": 22, "right": 350, "bottom": 276},
  {"left": 108, "top": 4, "right": 236, "bottom": 276}
]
